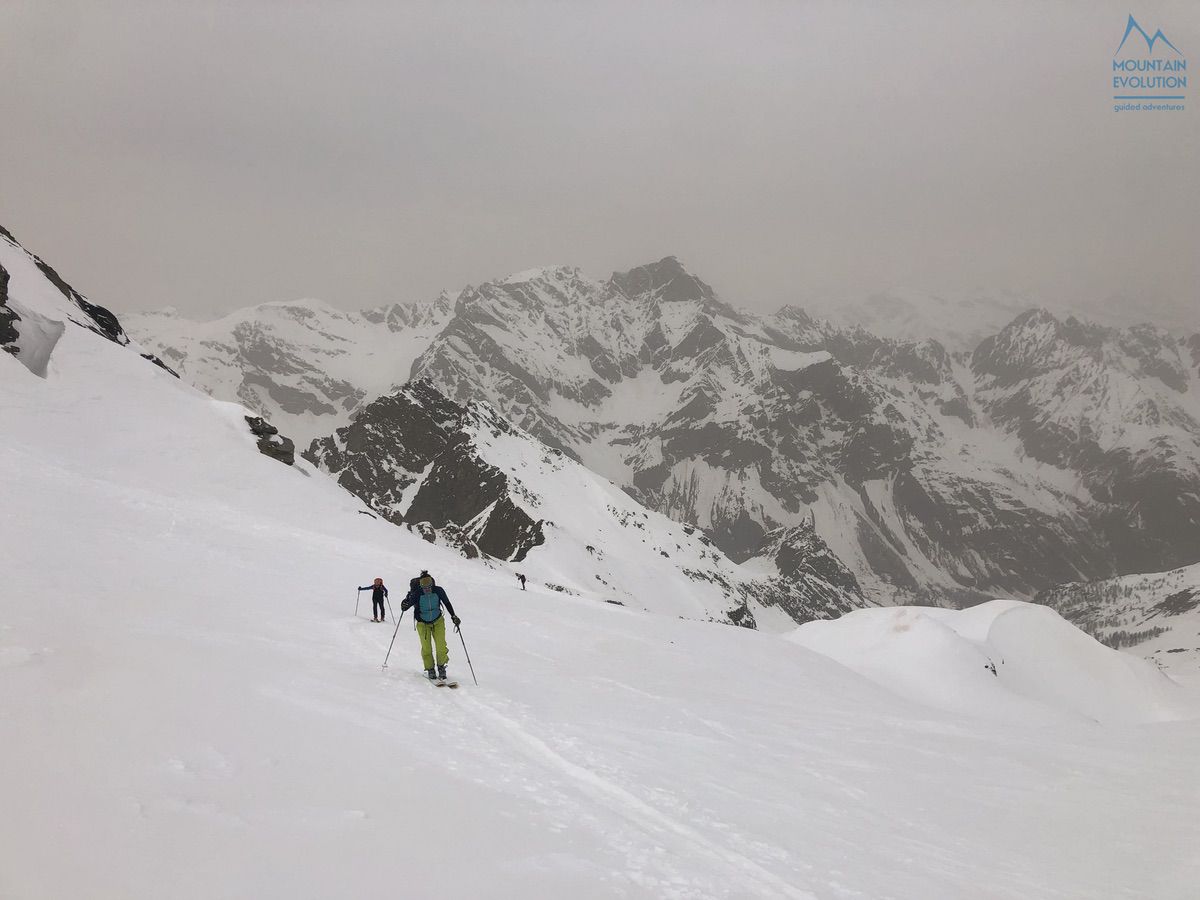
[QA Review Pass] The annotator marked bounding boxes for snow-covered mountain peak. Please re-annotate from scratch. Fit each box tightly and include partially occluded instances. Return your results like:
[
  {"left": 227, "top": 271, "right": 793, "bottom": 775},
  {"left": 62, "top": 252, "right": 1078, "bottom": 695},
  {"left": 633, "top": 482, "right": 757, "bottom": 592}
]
[
  {"left": 362, "top": 290, "right": 457, "bottom": 332},
  {"left": 771, "top": 304, "right": 821, "bottom": 328},
  {"left": 610, "top": 255, "right": 715, "bottom": 304},
  {"left": 500, "top": 264, "right": 581, "bottom": 286}
]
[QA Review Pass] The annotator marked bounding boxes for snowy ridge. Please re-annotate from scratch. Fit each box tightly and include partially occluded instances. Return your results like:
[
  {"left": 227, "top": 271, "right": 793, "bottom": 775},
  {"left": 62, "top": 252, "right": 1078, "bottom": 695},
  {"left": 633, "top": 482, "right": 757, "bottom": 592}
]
[
  {"left": 812, "top": 287, "right": 1036, "bottom": 352},
  {"left": 791, "top": 602, "right": 1194, "bottom": 723},
  {"left": 811, "top": 286, "right": 1199, "bottom": 353},
  {"left": 0, "top": 224, "right": 176, "bottom": 378},
  {"left": 125, "top": 292, "right": 454, "bottom": 445}
]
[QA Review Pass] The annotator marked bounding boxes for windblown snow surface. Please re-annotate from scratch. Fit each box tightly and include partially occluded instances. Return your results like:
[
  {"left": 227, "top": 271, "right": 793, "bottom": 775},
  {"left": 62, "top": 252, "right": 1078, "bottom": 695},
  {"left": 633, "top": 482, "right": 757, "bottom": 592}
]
[{"left": 3, "top": 298, "right": 1200, "bottom": 899}]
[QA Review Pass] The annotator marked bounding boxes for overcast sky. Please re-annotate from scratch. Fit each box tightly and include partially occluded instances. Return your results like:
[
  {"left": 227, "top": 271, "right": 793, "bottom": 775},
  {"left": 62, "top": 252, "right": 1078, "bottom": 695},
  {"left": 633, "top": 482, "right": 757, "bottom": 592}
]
[{"left": 1, "top": 1, "right": 1197, "bottom": 319}]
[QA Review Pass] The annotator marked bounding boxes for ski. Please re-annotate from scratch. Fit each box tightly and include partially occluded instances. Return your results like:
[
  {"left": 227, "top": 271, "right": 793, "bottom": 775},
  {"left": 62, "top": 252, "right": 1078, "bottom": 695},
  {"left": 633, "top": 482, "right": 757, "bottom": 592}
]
[{"left": 435, "top": 680, "right": 459, "bottom": 689}]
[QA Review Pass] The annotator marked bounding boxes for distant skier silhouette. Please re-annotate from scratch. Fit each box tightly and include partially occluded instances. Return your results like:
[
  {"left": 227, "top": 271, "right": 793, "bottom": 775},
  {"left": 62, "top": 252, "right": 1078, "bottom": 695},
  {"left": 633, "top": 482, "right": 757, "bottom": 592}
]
[{"left": 516, "top": 572, "right": 526, "bottom": 591}]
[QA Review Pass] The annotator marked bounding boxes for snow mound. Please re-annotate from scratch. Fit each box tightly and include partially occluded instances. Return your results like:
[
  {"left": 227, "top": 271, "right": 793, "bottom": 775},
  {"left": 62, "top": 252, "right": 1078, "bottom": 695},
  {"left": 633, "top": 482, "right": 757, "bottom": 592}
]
[
  {"left": 4, "top": 294, "right": 66, "bottom": 376},
  {"left": 790, "top": 601, "right": 1194, "bottom": 724}
]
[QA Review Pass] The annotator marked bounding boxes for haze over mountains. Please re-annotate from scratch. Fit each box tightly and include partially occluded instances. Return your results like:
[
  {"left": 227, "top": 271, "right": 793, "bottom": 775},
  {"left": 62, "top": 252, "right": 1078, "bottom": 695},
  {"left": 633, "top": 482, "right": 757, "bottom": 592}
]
[{"left": 127, "top": 253, "right": 1200, "bottom": 634}]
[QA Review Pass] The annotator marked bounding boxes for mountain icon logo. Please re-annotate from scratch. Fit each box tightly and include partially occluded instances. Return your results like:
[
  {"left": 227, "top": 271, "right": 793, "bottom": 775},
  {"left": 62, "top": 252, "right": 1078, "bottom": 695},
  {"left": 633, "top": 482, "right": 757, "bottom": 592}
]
[{"left": 1114, "top": 14, "right": 1183, "bottom": 56}]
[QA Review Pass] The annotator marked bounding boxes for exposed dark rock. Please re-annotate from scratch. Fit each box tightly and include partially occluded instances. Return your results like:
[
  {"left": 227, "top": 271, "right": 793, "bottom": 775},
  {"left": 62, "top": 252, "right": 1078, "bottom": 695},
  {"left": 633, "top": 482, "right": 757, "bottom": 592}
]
[
  {"left": 245, "top": 416, "right": 296, "bottom": 466},
  {"left": 305, "top": 380, "right": 545, "bottom": 562},
  {"left": 0, "top": 262, "right": 19, "bottom": 356},
  {"left": 1156, "top": 588, "right": 1200, "bottom": 617},
  {"left": 31, "top": 253, "right": 129, "bottom": 346},
  {"left": 840, "top": 418, "right": 913, "bottom": 483},
  {"left": 241, "top": 373, "right": 338, "bottom": 416},
  {"left": 670, "top": 318, "right": 726, "bottom": 360},
  {"left": 233, "top": 324, "right": 309, "bottom": 376},
  {"left": 937, "top": 396, "right": 975, "bottom": 425},
  {"left": 611, "top": 256, "right": 715, "bottom": 304},
  {"left": 141, "top": 353, "right": 180, "bottom": 377},
  {"left": 708, "top": 505, "right": 768, "bottom": 564}
]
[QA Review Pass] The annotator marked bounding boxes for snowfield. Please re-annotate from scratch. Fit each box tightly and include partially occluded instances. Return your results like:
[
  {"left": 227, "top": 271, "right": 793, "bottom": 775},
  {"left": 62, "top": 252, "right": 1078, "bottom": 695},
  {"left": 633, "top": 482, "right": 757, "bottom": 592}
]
[
  {"left": 791, "top": 603, "right": 1194, "bottom": 725},
  {"left": 3, "top": 277, "right": 1200, "bottom": 898}
]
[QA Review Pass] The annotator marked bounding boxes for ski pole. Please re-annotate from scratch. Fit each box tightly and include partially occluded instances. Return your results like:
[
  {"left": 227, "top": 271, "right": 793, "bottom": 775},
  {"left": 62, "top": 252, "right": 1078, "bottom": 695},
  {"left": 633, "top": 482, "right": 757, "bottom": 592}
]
[
  {"left": 385, "top": 595, "right": 396, "bottom": 623},
  {"left": 354, "top": 587, "right": 361, "bottom": 618},
  {"left": 382, "top": 609, "right": 406, "bottom": 670},
  {"left": 455, "top": 623, "right": 478, "bottom": 685}
]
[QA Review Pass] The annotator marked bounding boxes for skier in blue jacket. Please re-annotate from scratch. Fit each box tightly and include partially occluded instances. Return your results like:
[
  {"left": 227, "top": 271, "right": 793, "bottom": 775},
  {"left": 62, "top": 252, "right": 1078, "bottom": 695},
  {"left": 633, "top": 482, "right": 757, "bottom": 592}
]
[{"left": 400, "top": 572, "right": 460, "bottom": 680}]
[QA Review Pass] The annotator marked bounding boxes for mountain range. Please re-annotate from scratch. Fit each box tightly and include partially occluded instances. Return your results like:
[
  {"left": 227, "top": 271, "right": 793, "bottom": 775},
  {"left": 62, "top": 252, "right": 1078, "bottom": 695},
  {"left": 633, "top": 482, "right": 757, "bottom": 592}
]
[{"left": 127, "top": 255, "right": 1200, "bottom": 617}]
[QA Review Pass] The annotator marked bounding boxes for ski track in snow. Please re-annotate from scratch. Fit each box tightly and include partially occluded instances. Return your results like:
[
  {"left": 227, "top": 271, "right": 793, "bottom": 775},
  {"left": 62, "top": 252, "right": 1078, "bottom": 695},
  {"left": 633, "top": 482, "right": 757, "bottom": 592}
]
[
  {"left": 457, "top": 692, "right": 816, "bottom": 900},
  {"left": 329, "top": 615, "right": 812, "bottom": 898}
]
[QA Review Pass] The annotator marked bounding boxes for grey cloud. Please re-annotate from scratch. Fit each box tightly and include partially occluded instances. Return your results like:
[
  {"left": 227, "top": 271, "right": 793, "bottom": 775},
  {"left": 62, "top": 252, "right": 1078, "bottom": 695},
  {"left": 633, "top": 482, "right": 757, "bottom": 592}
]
[{"left": 1, "top": 1, "right": 1196, "bottom": 323}]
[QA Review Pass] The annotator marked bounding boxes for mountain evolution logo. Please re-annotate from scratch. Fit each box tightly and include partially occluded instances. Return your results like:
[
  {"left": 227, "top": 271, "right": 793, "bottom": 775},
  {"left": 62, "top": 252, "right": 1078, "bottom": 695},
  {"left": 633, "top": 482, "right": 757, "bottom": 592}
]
[
  {"left": 1112, "top": 14, "right": 1187, "bottom": 112},
  {"left": 1114, "top": 14, "right": 1183, "bottom": 56}
]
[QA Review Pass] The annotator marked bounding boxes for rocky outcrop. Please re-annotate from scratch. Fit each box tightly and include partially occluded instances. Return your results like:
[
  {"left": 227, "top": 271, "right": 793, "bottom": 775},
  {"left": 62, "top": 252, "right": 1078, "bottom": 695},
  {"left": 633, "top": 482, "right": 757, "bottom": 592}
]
[
  {"left": 1, "top": 225, "right": 176, "bottom": 379},
  {"left": 0, "top": 262, "right": 18, "bottom": 356},
  {"left": 29, "top": 249, "right": 129, "bottom": 347},
  {"left": 245, "top": 416, "right": 296, "bottom": 466},
  {"left": 305, "top": 380, "right": 546, "bottom": 562}
]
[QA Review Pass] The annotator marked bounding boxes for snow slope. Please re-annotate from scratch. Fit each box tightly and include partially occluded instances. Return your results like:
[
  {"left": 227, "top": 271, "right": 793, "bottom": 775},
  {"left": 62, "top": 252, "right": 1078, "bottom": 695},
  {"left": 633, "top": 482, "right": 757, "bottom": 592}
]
[
  {"left": 790, "top": 602, "right": 1194, "bottom": 724},
  {"left": 305, "top": 379, "right": 868, "bottom": 629},
  {"left": 3, "top": 238, "right": 1200, "bottom": 899}
]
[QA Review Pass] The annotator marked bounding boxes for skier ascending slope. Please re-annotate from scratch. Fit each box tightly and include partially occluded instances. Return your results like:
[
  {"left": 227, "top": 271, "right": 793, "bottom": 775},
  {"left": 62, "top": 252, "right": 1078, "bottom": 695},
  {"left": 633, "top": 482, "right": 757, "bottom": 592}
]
[
  {"left": 357, "top": 577, "right": 388, "bottom": 622},
  {"left": 400, "top": 572, "right": 460, "bottom": 681}
]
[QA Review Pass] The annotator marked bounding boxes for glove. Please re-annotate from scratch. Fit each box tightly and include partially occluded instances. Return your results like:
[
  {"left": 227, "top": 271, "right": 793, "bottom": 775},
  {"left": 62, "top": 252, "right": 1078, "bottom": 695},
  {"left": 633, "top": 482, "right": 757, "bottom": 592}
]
[
  {"left": 452, "top": 616, "right": 461, "bottom": 627},
  {"left": 400, "top": 599, "right": 413, "bottom": 611}
]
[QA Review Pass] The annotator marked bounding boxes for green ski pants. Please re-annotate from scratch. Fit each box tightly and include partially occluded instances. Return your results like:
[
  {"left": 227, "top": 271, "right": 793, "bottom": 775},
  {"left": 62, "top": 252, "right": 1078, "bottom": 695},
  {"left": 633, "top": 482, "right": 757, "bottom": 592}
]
[{"left": 416, "top": 617, "right": 449, "bottom": 670}]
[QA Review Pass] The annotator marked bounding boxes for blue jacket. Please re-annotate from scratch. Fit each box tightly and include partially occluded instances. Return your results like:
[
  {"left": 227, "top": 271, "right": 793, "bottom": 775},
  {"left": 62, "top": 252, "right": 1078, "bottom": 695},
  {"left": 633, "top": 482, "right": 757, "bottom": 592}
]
[{"left": 401, "top": 585, "right": 457, "bottom": 624}]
